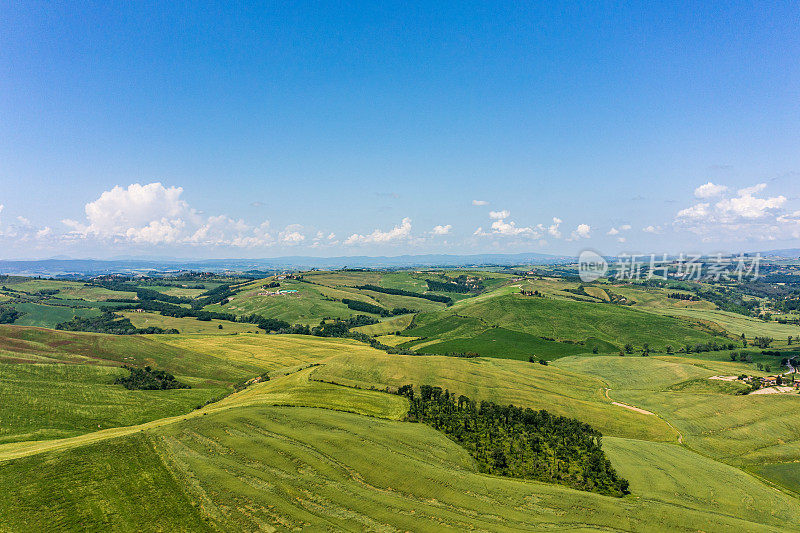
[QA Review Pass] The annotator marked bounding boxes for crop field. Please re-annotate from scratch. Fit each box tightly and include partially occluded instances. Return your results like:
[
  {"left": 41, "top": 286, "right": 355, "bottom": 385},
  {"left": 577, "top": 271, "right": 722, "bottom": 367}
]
[
  {"left": 205, "top": 279, "right": 369, "bottom": 324},
  {"left": 158, "top": 333, "right": 387, "bottom": 374},
  {"left": 0, "top": 362, "right": 225, "bottom": 444},
  {"left": 654, "top": 307, "right": 800, "bottom": 339},
  {"left": 555, "top": 353, "right": 800, "bottom": 470},
  {"left": 312, "top": 351, "right": 677, "bottom": 442},
  {"left": 1, "top": 269, "right": 800, "bottom": 531},
  {"left": 1, "top": 401, "right": 797, "bottom": 532},
  {"left": 400, "top": 292, "right": 717, "bottom": 358},
  {"left": 10, "top": 302, "right": 101, "bottom": 328},
  {"left": 120, "top": 311, "right": 257, "bottom": 334}
]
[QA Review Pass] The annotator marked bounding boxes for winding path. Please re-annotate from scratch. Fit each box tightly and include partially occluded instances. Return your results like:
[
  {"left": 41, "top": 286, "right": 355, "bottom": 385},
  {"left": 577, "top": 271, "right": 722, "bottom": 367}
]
[{"left": 604, "top": 387, "right": 684, "bottom": 445}]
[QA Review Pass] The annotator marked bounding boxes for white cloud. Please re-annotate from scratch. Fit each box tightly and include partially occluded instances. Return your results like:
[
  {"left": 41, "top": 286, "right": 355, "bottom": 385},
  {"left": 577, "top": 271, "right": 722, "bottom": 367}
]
[
  {"left": 64, "top": 183, "right": 196, "bottom": 243},
  {"left": 674, "top": 182, "right": 795, "bottom": 242},
  {"left": 0, "top": 207, "right": 52, "bottom": 242},
  {"left": 548, "top": 217, "right": 562, "bottom": 238},
  {"left": 573, "top": 224, "right": 591, "bottom": 239},
  {"left": 279, "top": 224, "right": 306, "bottom": 244},
  {"left": 491, "top": 219, "right": 534, "bottom": 236},
  {"left": 489, "top": 210, "right": 510, "bottom": 220},
  {"left": 617, "top": 237, "right": 626, "bottom": 243},
  {"left": 608, "top": 224, "right": 632, "bottom": 236},
  {"left": 643, "top": 225, "right": 662, "bottom": 234},
  {"left": 472, "top": 200, "right": 489, "bottom": 206},
  {"left": 738, "top": 183, "right": 766, "bottom": 196},
  {"left": 694, "top": 182, "right": 728, "bottom": 198},
  {"left": 344, "top": 217, "right": 412, "bottom": 245},
  {"left": 676, "top": 202, "right": 711, "bottom": 220},
  {"left": 60, "top": 182, "right": 282, "bottom": 248},
  {"left": 715, "top": 185, "right": 785, "bottom": 219},
  {"left": 431, "top": 224, "right": 452, "bottom": 236},
  {"left": 566, "top": 224, "right": 591, "bottom": 241}
]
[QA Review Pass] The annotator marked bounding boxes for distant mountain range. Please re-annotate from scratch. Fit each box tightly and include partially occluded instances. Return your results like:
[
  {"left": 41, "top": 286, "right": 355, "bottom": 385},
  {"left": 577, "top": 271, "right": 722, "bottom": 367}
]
[
  {"left": 0, "top": 252, "right": 572, "bottom": 276},
  {"left": 758, "top": 248, "right": 800, "bottom": 258}
]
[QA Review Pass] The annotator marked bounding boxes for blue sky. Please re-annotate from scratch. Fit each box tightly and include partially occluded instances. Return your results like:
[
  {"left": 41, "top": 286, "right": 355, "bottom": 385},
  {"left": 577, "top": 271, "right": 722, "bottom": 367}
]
[{"left": 1, "top": 2, "right": 799, "bottom": 259}]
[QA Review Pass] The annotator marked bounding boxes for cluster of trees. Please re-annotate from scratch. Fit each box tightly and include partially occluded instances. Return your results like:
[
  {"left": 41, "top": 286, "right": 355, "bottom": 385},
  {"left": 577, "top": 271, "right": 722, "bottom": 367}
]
[
  {"left": 426, "top": 276, "right": 483, "bottom": 294},
  {"left": 193, "top": 284, "right": 236, "bottom": 308},
  {"left": 668, "top": 292, "right": 700, "bottom": 301},
  {"left": 0, "top": 305, "right": 20, "bottom": 324},
  {"left": 753, "top": 336, "right": 774, "bottom": 349},
  {"left": 307, "top": 317, "right": 416, "bottom": 354},
  {"left": 520, "top": 289, "right": 544, "bottom": 297},
  {"left": 91, "top": 281, "right": 194, "bottom": 305},
  {"left": 55, "top": 311, "right": 178, "bottom": 335},
  {"left": 682, "top": 340, "right": 739, "bottom": 353},
  {"left": 340, "top": 298, "right": 415, "bottom": 317},
  {"left": 696, "top": 288, "right": 759, "bottom": 316},
  {"left": 114, "top": 365, "right": 189, "bottom": 390},
  {"left": 729, "top": 351, "right": 754, "bottom": 363},
  {"left": 354, "top": 284, "right": 453, "bottom": 305},
  {"left": 768, "top": 297, "right": 800, "bottom": 313},
  {"left": 394, "top": 385, "right": 629, "bottom": 497}
]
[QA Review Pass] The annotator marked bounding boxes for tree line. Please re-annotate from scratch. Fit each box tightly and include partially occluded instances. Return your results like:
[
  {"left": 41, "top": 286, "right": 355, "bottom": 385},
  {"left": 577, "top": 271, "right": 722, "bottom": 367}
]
[
  {"left": 354, "top": 284, "right": 453, "bottom": 305},
  {"left": 55, "top": 311, "right": 179, "bottom": 335},
  {"left": 341, "top": 298, "right": 414, "bottom": 317},
  {"left": 115, "top": 365, "right": 189, "bottom": 390}
]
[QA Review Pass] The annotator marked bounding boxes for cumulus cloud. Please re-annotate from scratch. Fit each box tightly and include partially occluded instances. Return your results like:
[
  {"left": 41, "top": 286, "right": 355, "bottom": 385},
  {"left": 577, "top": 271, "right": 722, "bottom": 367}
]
[
  {"left": 694, "top": 182, "right": 728, "bottom": 198},
  {"left": 489, "top": 210, "right": 510, "bottom": 220},
  {"left": 716, "top": 184, "right": 785, "bottom": 219},
  {"left": 279, "top": 224, "right": 306, "bottom": 244},
  {"left": 643, "top": 225, "right": 663, "bottom": 234},
  {"left": 63, "top": 183, "right": 195, "bottom": 243},
  {"left": 675, "top": 182, "right": 795, "bottom": 242},
  {"left": 472, "top": 200, "right": 489, "bottom": 206},
  {"left": 344, "top": 217, "right": 412, "bottom": 245},
  {"left": 547, "top": 217, "right": 562, "bottom": 238},
  {"left": 676, "top": 202, "right": 711, "bottom": 220},
  {"left": 0, "top": 206, "right": 52, "bottom": 242},
  {"left": 61, "top": 182, "right": 278, "bottom": 247},
  {"left": 607, "top": 227, "right": 620, "bottom": 235},
  {"left": 568, "top": 224, "right": 591, "bottom": 240},
  {"left": 431, "top": 224, "right": 452, "bottom": 236}
]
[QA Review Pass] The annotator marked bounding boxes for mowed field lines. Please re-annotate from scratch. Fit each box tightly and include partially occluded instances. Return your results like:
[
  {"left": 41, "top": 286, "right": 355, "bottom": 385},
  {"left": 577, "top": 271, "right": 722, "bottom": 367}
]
[
  {"left": 312, "top": 351, "right": 677, "bottom": 442},
  {"left": 1, "top": 320, "right": 800, "bottom": 531},
  {"left": 556, "top": 353, "right": 800, "bottom": 490},
  {"left": 2, "top": 405, "right": 798, "bottom": 532}
]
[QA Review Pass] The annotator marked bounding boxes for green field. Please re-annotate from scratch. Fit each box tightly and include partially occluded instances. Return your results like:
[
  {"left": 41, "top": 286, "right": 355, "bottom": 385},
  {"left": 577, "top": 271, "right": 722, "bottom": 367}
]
[
  {"left": 399, "top": 291, "right": 717, "bottom": 359},
  {"left": 555, "top": 353, "right": 800, "bottom": 469},
  {"left": 120, "top": 310, "right": 257, "bottom": 334},
  {"left": 11, "top": 303, "right": 101, "bottom": 328},
  {"left": 2, "top": 271, "right": 800, "bottom": 531}
]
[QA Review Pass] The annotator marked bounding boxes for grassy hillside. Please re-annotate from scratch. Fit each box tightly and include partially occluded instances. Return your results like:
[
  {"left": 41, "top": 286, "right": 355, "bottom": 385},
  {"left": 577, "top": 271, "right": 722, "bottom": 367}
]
[
  {"left": 2, "top": 404, "right": 797, "bottom": 532},
  {"left": 400, "top": 292, "right": 716, "bottom": 359},
  {"left": 11, "top": 303, "right": 101, "bottom": 328},
  {"left": 555, "top": 354, "right": 800, "bottom": 469},
  {"left": 0, "top": 363, "right": 225, "bottom": 444},
  {"left": 119, "top": 310, "right": 257, "bottom": 334},
  {"left": 0, "top": 326, "right": 393, "bottom": 446},
  {"left": 0, "top": 433, "right": 209, "bottom": 532},
  {"left": 312, "top": 351, "right": 677, "bottom": 442}
]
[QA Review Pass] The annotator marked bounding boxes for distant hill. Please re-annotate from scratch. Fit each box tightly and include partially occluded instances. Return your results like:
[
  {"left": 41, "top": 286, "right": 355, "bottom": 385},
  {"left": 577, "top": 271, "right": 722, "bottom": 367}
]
[
  {"left": 0, "top": 252, "right": 572, "bottom": 276},
  {"left": 757, "top": 248, "right": 800, "bottom": 259}
]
